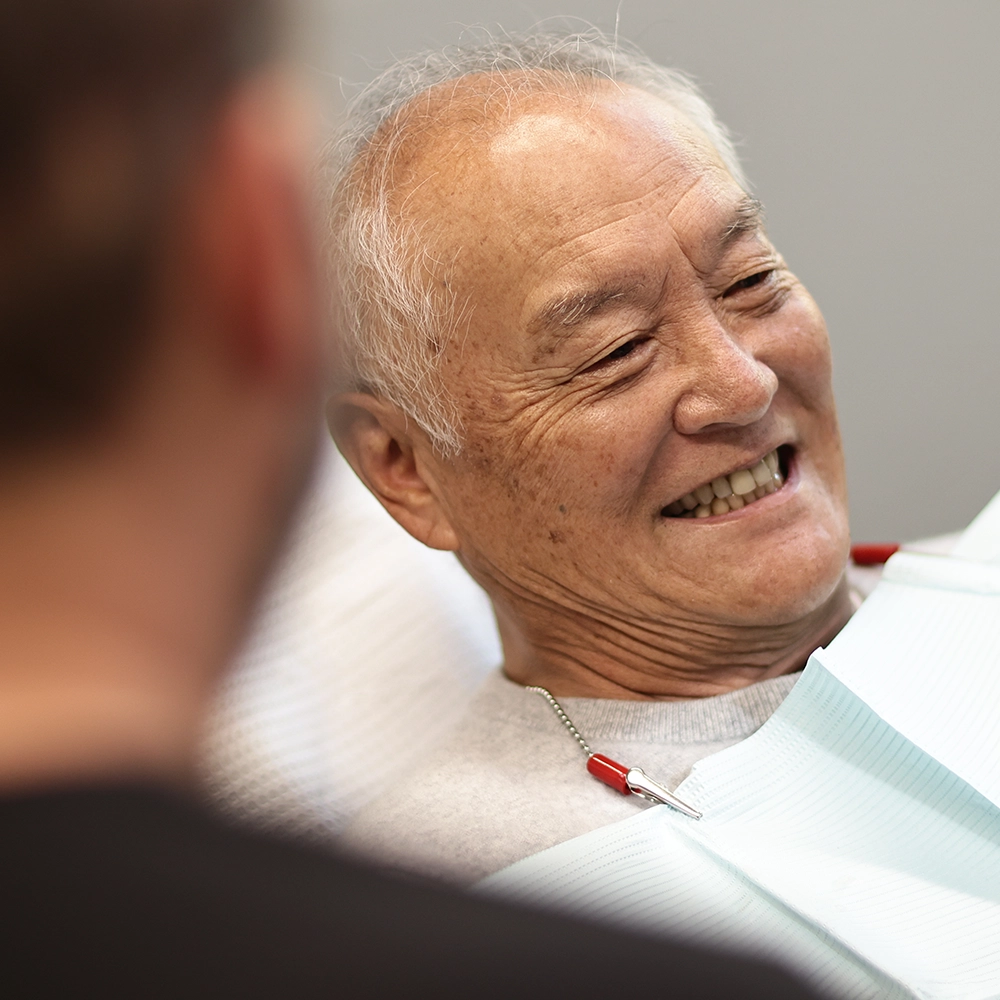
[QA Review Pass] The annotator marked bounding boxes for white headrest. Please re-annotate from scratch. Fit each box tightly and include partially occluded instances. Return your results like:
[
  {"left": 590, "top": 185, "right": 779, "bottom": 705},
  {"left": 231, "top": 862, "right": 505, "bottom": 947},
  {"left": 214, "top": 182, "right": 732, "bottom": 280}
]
[{"left": 199, "top": 439, "right": 502, "bottom": 835}]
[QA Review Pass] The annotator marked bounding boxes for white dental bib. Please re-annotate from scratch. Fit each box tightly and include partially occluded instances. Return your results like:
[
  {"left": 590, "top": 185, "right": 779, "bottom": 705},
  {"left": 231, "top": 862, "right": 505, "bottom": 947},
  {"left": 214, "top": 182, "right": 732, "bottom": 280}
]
[{"left": 481, "top": 490, "right": 1000, "bottom": 1000}]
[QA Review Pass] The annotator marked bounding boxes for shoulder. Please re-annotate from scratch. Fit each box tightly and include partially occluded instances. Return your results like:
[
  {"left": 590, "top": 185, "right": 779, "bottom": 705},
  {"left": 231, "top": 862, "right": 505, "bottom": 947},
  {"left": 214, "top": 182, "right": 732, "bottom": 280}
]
[
  {"left": 0, "top": 785, "right": 430, "bottom": 996},
  {"left": 0, "top": 783, "right": 614, "bottom": 995}
]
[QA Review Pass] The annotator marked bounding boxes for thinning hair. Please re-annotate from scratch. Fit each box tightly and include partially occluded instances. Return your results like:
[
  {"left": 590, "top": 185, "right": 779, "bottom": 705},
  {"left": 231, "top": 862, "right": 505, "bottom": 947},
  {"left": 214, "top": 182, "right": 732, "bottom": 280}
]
[
  {"left": 0, "top": 0, "right": 281, "bottom": 455},
  {"left": 324, "top": 30, "right": 749, "bottom": 455}
]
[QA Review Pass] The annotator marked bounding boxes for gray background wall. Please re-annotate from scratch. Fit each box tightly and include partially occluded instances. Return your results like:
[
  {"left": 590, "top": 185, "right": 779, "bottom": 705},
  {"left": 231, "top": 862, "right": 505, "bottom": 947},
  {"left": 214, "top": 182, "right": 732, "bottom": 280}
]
[{"left": 311, "top": 0, "right": 1000, "bottom": 543}]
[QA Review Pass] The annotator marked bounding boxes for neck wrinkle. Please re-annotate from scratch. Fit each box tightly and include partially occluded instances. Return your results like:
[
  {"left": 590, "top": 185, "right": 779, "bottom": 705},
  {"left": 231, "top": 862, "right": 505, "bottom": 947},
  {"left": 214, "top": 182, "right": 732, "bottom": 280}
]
[{"left": 498, "top": 574, "right": 855, "bottom": 700}]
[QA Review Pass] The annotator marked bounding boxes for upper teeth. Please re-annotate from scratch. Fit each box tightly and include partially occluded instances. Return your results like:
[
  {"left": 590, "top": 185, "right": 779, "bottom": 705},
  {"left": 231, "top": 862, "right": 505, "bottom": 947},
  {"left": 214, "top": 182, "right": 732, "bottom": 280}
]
[{"left": 662, "top": 449, "right": 783, "bottom": 519}]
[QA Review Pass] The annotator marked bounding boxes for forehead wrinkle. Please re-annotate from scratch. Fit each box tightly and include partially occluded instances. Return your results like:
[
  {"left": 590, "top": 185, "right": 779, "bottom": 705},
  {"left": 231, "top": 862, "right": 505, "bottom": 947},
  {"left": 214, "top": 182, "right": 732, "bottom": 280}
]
[
  {"left": 521, "top": 184, "right": 753, "bottom": 354},
  {"left": 523, "top": 176, "right": 719, "bottom": 356},
  {"left": 661, "top": 183, "right": 768, "bottom": 282}
]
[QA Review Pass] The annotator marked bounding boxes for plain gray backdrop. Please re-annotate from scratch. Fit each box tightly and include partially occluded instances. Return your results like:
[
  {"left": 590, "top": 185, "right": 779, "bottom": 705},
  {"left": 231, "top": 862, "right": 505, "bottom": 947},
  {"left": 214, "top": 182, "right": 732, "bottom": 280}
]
[{"left": 311, "top": 0, "right": 1000, "bottom": 543}]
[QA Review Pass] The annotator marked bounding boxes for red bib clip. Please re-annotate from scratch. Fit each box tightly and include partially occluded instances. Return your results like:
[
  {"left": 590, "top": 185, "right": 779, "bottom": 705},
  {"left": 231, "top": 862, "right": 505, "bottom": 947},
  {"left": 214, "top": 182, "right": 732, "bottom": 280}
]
[
  {"left": 587, "top": 753, "right": 631, "bottom": 795},
  {"left": 850, "top": 542, "right": 900, "bottom": 566}
]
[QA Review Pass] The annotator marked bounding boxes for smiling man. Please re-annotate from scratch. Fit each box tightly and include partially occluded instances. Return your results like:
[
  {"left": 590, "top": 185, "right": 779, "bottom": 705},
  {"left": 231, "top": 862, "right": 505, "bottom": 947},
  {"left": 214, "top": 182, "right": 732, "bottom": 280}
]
[{"left": 331, "top": 33, "right": 857, "bottom": 883}]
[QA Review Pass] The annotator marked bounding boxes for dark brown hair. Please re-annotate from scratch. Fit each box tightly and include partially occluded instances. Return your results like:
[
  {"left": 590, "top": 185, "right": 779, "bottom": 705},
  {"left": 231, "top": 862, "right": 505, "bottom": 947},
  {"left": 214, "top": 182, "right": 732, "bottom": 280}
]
[{"left": 0, "top": 0, "right": 279, "bottom": 453}]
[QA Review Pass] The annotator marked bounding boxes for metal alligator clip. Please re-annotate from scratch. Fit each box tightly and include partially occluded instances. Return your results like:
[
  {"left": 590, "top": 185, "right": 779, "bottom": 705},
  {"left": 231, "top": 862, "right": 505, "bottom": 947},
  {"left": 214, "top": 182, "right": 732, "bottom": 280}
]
[
  {"left": 626, "top": 767, "right": 703, "bottom": 819},
  {"left": 586, "top": 753, "right": 703, "bottom": 820}
]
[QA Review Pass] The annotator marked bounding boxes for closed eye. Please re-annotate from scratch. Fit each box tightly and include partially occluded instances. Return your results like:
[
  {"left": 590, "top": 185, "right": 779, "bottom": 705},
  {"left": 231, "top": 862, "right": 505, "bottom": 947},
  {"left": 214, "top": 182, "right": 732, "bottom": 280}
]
[
  {"left": 723, "top": 269, "right": 774, "bottom": 297},
  {"left": 583, "top": 337, "right": 650, "bottom": 374},
  {"left": 604, "top": 339, "right": 641, "bottom": 362}
]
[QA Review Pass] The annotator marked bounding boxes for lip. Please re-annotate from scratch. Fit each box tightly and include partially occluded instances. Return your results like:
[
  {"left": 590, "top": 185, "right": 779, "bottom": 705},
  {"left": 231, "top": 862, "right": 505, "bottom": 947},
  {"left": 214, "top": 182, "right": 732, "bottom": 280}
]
[{"left": 662, "top": 445, "right": 799, "bottom": 524}]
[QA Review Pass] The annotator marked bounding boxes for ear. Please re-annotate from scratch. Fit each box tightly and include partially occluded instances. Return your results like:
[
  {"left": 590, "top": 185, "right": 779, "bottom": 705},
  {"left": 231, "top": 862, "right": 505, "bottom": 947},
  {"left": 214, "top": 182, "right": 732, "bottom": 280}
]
[
  {"left": 330, "top": 393, "right": 460, "bottom": 552},
  {"left": 185, "top": 70, "right": 321, "bottom": 393}
]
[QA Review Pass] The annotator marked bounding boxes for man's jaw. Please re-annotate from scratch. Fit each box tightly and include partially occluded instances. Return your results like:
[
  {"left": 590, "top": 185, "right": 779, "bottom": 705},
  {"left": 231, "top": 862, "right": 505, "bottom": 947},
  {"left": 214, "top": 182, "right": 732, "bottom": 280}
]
[{"left": 661, "top": 446, "right": 791, "bottom": 519}]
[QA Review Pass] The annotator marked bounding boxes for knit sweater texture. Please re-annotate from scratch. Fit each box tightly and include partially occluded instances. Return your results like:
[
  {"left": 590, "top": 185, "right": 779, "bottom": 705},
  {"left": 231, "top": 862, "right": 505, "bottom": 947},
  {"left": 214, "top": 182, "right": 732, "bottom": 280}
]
[{"left": 343, "top": 669, "right": 800, "bottom": 884}]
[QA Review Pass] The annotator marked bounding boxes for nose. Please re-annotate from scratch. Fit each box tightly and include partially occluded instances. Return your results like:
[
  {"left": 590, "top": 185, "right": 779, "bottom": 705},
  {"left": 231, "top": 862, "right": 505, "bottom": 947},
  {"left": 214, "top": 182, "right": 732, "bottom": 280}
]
[{"left": 671, "top": 317, "right": 778, "bottom": 435}]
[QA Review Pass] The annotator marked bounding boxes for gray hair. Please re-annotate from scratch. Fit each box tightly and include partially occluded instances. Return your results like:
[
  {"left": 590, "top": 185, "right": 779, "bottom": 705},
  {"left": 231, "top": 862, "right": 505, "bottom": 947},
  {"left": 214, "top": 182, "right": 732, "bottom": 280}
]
[{"left": 323, "top": 30, "right": 748, "bottom": 455}]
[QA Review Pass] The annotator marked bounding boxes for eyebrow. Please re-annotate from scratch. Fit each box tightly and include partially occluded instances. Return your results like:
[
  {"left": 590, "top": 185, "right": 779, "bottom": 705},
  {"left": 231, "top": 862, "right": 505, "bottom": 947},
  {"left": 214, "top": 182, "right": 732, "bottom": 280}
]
[
  {"left": 717, "top": 195, "right": 766, "bottom": 254},
  {"left": 530, "top": 281, "right": 647, "bottom": 338}
]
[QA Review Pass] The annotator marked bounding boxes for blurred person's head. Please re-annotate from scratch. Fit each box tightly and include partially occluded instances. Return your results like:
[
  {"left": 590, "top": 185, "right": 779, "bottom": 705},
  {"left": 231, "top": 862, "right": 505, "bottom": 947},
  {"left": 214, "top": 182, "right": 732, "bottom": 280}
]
[
  {"left": 330, "top": 32, "right": 852, "bottom": 699},
  {"left": 0, "top": 0, "right": 324, "bottom": 785}
]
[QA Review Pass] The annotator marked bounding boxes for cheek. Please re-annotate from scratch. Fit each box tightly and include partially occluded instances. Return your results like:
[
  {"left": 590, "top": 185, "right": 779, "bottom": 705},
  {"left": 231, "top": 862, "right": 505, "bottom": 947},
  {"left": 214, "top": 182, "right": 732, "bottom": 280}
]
[
  {"left": 766, "top": 297, "right": 835, "bottom": 409},
  {"left": 768, "top": 299, "right": 849, "bottom": 502},
  {"left": 449, "top": 414, "right": 645, "bottom": 571},
  {"left": 466, "top": 384, "right": 640, "bottom": 503},
  {"left": 521, "top": 399, "right": 668, "bottom": 523}
]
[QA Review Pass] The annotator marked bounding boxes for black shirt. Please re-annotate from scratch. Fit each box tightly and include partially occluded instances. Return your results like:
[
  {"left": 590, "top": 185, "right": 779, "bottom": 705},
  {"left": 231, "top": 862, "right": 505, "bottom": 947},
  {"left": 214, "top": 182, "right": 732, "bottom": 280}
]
[{"left": 0, "top": 785, "right": 822, "bottom": 998}]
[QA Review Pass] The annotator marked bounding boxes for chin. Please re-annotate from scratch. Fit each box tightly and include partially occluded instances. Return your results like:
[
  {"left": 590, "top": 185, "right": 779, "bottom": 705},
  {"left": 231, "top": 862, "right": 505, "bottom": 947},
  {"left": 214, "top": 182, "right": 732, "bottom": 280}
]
[{"left": 717, "top": 531, "right": 850, "bottom": 627}]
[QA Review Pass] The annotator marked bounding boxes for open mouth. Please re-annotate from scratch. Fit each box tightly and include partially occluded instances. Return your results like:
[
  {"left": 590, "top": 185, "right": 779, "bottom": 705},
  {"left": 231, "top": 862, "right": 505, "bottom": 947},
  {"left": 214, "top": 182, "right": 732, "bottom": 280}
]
[{"left": 661, "top": 446, "right": 790, "bottom": 519}]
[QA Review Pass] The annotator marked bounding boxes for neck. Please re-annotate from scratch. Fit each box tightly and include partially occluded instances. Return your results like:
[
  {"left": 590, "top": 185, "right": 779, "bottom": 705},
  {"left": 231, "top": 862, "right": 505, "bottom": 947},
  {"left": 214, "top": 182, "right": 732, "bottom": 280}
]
[
  {"left": 497, "top": 574, "right": 855, "bottom": 700},
  {"left": 0, "top": 437, "right": 257, "bottom": 794},
  {"left": 0, "top": 611, "right": 203, "bottom": 794}
]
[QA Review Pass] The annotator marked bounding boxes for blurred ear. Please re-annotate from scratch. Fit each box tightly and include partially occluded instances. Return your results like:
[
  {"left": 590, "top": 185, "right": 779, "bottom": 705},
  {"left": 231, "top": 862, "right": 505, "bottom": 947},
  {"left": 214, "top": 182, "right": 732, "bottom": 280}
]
[
  {"left": 182, "top": 69, "right": 322, "bottom": 394},
  {"left": 330, "top": 393, "right": 460, "bottom": 552}
]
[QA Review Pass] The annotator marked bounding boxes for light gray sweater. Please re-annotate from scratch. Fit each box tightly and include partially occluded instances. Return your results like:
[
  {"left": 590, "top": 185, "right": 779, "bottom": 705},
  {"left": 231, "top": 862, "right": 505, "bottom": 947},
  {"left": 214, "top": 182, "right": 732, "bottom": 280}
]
[{"left": 343, "top": 669, "right": 801, "bottom": 884}]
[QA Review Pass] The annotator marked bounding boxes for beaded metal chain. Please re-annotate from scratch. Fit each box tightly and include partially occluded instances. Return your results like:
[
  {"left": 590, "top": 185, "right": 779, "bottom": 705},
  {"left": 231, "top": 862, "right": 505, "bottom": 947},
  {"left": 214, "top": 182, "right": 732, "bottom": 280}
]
[{"left": 526, "top": 685, "right": 702, "bottom": 819}]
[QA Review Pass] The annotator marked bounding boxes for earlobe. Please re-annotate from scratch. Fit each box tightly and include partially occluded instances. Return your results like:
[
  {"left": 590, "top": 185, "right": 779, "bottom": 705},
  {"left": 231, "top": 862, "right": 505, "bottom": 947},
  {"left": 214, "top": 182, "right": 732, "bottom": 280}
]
[{"left": 330, "top": 394, "right": 460, "bottom": 552}]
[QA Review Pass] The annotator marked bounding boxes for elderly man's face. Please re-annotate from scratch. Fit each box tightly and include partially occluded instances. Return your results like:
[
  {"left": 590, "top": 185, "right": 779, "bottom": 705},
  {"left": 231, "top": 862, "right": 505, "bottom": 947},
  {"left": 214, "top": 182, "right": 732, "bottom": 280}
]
[{"left": 404, "top": 83, "right": 849, "bottom": 640}]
